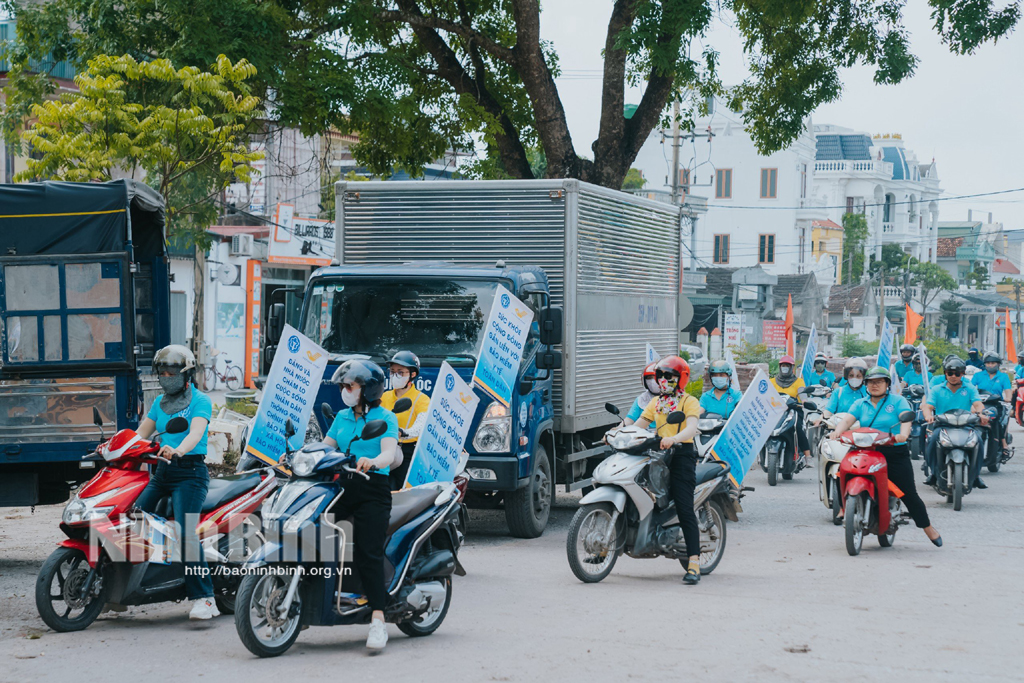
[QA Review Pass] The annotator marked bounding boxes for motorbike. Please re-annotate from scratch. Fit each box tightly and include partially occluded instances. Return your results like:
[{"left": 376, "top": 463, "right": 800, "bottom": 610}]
[
  {"left": 929, "top": 409, "right": 984, "bottom": 511},
  {"left": 36, "top": 408, "right": 276, "bottom": 632},
  {"left": 696, "top": 411, "right": 727, "bottom": 462},
  {"left": 901, "top": 384, "right": 927, "bottom": 460},
  {"left": 233, "top": 404, "right": 465, "bottom": 658},
  {"left": 802, "top": 384, "right": 831, "bottom": 456},
  {"left": 1015, "top": 378, "right": 1024, "bottom": 427},
  {"left": 835, "top": 409, "right": 916, "bottom": 556},
  {"left": 978, "top": 392, "right": 1014, "bottom": 473},
  {"left": 759, "top": 396, "right": 819, "bottom": 486},
  {"left": 818, "top": 414, "right": 850, "bottom": 525},
  {"left": 565, "top": 404, "right": 739, "bottom": 584}
]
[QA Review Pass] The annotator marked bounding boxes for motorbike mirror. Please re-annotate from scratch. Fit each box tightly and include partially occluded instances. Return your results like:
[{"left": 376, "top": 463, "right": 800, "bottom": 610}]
[
  {"left": 803, "top": 400, "right": 818, "bottom": 411},
  {"left": 92, "top": 407, "right": 104, "bottom": 428},
  {"left": 284, "top": 418, "right": 296, "bottom": 440},
  {"left": 361, "top": 419, "right": 388, "bottom": 441},
  {"left": 666, "top": 411, "right": 686, "bottom": 425},
  {"left": 820, "top": 379, "right": 827, "bottom": 386},
  {"left": 165, "top": 416, "right": 190, "bottom": 434},
  {"left": 321, "top": 402, "right": 336, "bottom": 423},
  {"left": 898, "top": 410, "right": 915, "bottom": 423},
  {"left": 391, "top": 397, "right": 413, "bottom": 414},
  {"left": 605, "top": 402, "right": 620, "bottom": 416}
]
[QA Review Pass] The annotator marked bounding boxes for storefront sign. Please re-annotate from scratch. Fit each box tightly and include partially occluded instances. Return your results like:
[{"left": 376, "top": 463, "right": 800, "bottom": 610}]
[
  {"left": 245, "top": 325, "right": 329, "bottom": 466},
  {"left": 709, "top": 370, "right": 788, "bottom": 486},
  {"left": 472, "top": 285, "right": 534, "bottom": 407},
  {"left": 724, "top": 314, "right": 742, "bottom": 349},
  {"left": 763, "top": 320, "right": 787, "bottom": 348},
  {"left": 268, "top": 203, "right": 335, "bottom": 266},
  {"left": 244, "top": 260, "right": 261, "bottom": 388},
  {"left": 405, "top": 362, "right": 480, "bottom": 488}
]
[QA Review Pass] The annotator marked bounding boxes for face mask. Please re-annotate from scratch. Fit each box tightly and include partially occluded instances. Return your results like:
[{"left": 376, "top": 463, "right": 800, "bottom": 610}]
[
  {"left": 158, "top": 374, "right": 187, "bottom": 396},
  {"left": 779, "top": 366, "right": 792, "bottom": 377},
  {"left": 658, "top": 377, "right": 678, "bottom": 393},
  {"left": 711, "top": 376, "right": 729, "bottom": 390},
  {"left": 814, "top": 364, "right": 825, "bottom": 372},
  {"left": 987, "top": 366, "right": 998, "bottom": 375},
  {"left": 390, "top": 373, "right": 410, "bottom": 390},
  {"left": 342, "top": 387, "right": 361, "bottom": 407},
  {"left": 847, "top": 377, "right": 863, "bottom": 389}
]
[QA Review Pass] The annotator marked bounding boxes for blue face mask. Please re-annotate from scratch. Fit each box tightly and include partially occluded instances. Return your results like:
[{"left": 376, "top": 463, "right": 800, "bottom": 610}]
[{"left": 711, "top": 376, "right": 730, "bottom": 390}]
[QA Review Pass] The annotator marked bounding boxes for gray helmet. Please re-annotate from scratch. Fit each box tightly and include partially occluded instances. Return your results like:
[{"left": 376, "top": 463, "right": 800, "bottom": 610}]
[
  {"left": 153, "top": 345, "right": 196, "bottom": 376},
  {"left": 899, "top": 343, "right": 915, "bottom": 357},
  {"left": 983, "top": 352, "right": 1001, "bottom": 365},
  {"left": 708, "top": 359, "right": 733, "bottom": 376}
]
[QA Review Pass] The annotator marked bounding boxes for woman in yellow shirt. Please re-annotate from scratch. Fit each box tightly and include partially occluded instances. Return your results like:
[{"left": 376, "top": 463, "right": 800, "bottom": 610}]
[
  {"left": 634, "top": 356, "right": 703, "bottom": 585},
  {"left": 380, "top": 351, "right": 431, "bottom": 489},
  {"left": 770, "top": 354, "right": 811, "bottom": 465}
]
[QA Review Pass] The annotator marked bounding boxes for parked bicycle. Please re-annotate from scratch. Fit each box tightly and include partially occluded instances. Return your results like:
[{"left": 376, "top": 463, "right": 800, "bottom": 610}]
[{"left": 204, "top": 353, "right": 244, "bottom": 391}]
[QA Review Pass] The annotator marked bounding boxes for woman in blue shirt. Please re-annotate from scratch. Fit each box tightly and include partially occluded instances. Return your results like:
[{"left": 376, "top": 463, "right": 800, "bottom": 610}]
[
  {"left": 823, "top": 358, "right": 867, "bottom": 416},
  {"left": 972, "top": 352, "right": 1013, "bottom": 462},
  {"left": 323, "top": 359, "right": 399, "bottom": 652},
  {"left": 805, "top": 353, "right": 837, "bottom": 388},
  {"left": 699, "top": 359, "right": 742, "bottom": 419},
  {"left": 830, "top": 367, "right": 941, "bottom": 546},
  {"left": 134, "top": 345, "right": 218, "bottom": 620}
]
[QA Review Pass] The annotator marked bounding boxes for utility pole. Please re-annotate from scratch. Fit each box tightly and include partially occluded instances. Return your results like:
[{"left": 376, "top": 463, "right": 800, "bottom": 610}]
[
  {"left": 847, "top": 250, "right": 854, "bottom": 286},
  {"left": 670, "top": 98, "right": 680, "bottom": 206},
  {"left": 878, "top": 267, "right": 886, "bottom": 337},
  {"left": 1015, "top": 280, "right": 1023, "bottom": 350}
]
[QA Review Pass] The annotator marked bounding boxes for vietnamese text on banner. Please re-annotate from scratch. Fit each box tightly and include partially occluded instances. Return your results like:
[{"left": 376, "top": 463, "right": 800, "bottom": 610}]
[
  {"left": 472, "top": 284, "right": 535, "bottom": 407},
  {"left": 405, "top": 362, "right": 480, "bottom": 488},
  {"left": 709, "top": 369, "right": 788, "bottom": 486}
]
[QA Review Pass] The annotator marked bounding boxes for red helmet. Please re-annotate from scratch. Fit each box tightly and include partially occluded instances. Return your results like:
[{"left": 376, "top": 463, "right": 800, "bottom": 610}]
[
  {"left": 642, "top": 362, "right": 659, "bottom": 394},
  {"left": 655, "top": 356, "right": 691, "bottom": 389},
  {"left": 780, "top": 354, "right": 795, "bottom": 366}
]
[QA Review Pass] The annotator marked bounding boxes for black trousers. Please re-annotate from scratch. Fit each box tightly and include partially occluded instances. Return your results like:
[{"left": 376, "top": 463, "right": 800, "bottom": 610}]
[
  {"left": 332, "top": 473, "right": 392, "bottom": 611},
  {"left": 389, "top": 442, "right": 416, "bottom": 491},
  {"left": 878, "top": 444, "right": 931, "bottom": 529},
  {"left": 668, "top": 443, "right": 701, "bottom": 560},
  {"left": 795, "top": 408, "right": 811, "bottom": 453}
]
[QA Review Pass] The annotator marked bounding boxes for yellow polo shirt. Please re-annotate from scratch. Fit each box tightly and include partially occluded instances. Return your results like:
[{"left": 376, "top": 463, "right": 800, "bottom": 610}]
[
  {"left": 640, "top": 394, "right": 701, "bottom": 442},
  {"left": 771, "top": 376, "right": 805, "bottom": 399},
  {"left": 381, "top": 386, "right": 431, "bottom": 443}
]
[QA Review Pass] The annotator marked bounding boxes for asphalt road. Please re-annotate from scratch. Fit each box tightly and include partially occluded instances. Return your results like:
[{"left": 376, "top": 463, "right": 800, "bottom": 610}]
[{"left": 2, "top": 424, "right": 1022, "bottom": 682}]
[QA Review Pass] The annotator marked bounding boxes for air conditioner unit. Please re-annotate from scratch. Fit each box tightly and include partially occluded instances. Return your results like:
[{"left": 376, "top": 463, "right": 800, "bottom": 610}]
[{"left": 230, "top": 234, "right": 254, "bottom": 257}]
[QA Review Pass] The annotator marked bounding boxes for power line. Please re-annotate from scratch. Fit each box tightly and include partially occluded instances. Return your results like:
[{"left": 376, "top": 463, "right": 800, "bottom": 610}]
[{"left": 703, "top": 186, "right": 1024, "bottom": 211}]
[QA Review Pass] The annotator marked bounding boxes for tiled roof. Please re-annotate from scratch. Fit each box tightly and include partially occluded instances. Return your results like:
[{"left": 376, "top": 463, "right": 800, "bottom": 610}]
[
  {"left": 936, "top": 237, "right": 964, "bottom": 258},
  {"left": 703, "top": 267, "right": 737, "bottom": 297},
  {"left": 815, "top": 133, "right": 872, "bottom": 161},
  {"left": 812, "top": 219, "right": 843, "bottom": 230},
  {"left": 881, "top": 146, "right": 914, "bottom": 180},
  {"left": 993, "top": 258, "right": 1020, "bottom": 274},
  {"left": 775, "top": 273, "right": 818, "bottom": 299},
  {"left": 828, "top": 284, "right": 868, "bottom": 315}
]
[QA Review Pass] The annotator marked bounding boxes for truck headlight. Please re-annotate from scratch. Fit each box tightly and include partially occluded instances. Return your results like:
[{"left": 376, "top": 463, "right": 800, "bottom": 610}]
[{"left": 473, "top": 403, "right": 511, "bottom": 452}]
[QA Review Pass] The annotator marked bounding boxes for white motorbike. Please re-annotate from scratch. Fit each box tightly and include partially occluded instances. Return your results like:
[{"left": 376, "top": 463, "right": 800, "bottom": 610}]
[
  {"left": 696, "top": 412, "right": 727, "bottom": 462},
  {"left": 818, "top": 414, "right": 850, "bottom": 525},
  {"left": 566, "top": 405, "right": 739, "bottom": 584}
]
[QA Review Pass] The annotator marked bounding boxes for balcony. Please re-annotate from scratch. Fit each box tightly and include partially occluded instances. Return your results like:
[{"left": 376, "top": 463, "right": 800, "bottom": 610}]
[
  {"left": 872, "top": 285, "right": 921, "bottom": 302},
  {"left": 882, "top": 222, "right": 895, "bottom": 233},
  {"left": 813, "top": 160, "right": 893, "bottom": 177}
]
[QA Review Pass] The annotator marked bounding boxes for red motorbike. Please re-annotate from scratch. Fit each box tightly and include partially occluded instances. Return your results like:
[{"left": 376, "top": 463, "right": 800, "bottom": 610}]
[
  {"left": 35, "top": 409, "right": 277, "bottom": 632},
  {"left": 836, "top": 410, "right": 915, "bottom": 556},
  {"left": 1014, "top": 378, "right": 1024, "bottom": 426}
]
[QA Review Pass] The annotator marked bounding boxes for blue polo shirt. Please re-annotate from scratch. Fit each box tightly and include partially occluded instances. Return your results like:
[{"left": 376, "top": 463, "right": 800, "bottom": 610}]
[
  {"left": 893, "top": 359, "right": 915, "bottom": 380},
  {"left": 826, "top": 384, "right": 867, "bottom": 414},
  {"left": 927, "top": 381, "right": 981, "bottom": 415},
  {"left": 146, "top": 388, "right": 212, "bottom": 455},
  {"left": 326, "top": 406, "right": 400, "bottom": 475},
  {"left": 804, "top": 369, "right": 836, "bottom": 387},
  {"left": 699, "top": 387, "right": 743, "bottom": 419},
  {"left": 848, "top": 394, "right": 912, "bottom": 434},
  {"left": 902, "top": 368, "right": 925, "bottom": 386},
  {"left": 1014, "top": 364, "right": 1024, "bottom": 381},
  {"left": 972, "top": 370, "right": 1011, "bottom": 396}
]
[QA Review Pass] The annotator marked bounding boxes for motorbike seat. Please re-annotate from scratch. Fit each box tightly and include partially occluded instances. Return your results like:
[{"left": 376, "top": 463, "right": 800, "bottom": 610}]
[
  {"left": 201, "top": 473, "right": 262, "bottom": 512},
  {"left": 695, "top": 461, "right": 730, "bottom": 485},
  {"left": 388, "top": 487, "right": 439, "bottom": 535}
]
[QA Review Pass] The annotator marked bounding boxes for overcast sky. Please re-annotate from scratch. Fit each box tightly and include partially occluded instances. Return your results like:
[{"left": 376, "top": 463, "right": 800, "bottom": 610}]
[{"left": 540, "top": 0, "right": 1024, "bottom": 227}]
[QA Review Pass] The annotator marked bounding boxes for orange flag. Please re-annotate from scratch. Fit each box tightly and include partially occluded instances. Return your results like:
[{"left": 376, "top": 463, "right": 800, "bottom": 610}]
[
  {"left": 785, "top": 294, "right": 795, "bottom": 357},
  {"left": 905, "top": 304, "right": 924, "bottom": 345},
  {"left": 1006, "top": 308, "right": 1015, "bottom": 358}
]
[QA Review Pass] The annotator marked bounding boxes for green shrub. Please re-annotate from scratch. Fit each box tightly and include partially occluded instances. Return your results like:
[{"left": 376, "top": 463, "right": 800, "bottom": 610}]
[
  {"left": 836, "top": 333, "right": 877, "bottom": 358},
  {"left": 685, "top": 377, "right": 704, "bottom": 398}
]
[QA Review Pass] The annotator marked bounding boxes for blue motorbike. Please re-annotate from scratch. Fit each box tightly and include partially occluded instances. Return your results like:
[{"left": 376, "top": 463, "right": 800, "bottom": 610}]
[{"left": 234, "top": 404, "right": 465, "bottom": 657}]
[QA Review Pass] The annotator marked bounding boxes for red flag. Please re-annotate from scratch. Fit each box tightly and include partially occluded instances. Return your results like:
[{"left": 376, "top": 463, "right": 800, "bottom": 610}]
[
  {"left": 1006, "top": 308, "right": 1015, "bottom": 359},
  {"left": 905, "top": 304, "right": 924, "bottom": 345},
  {"left": 785, "top": 294, "right": 795, "bottom": 357}
]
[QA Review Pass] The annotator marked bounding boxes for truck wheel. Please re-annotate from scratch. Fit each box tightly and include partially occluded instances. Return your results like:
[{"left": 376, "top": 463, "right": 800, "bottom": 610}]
[{"left": 505, "top": 445, "right": 552, "bottom": 539}]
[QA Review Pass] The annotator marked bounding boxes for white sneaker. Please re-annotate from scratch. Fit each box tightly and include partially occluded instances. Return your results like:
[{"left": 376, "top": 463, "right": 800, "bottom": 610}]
[
  {"left": 189, "top": 598, "right": 220, "bottom": 620},
  {"left": 366, "top": 618, "right": 388, "bottom": 653}
]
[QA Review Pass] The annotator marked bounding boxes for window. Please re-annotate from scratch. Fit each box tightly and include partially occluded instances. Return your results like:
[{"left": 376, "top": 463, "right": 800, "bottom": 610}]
[
  {"left": 715, "top": 169, "right": 732, "bottom": 199},
  {"left": 678, "top": 168, "right": 690, "bottom": 196},
  {"left": 760, "top": 168, "right": 778, "bottom": 199},
  {"left": 713, "top": 234, "right": 730, "bottom": 264},
  {"left": 846, "top": 196, "right": 855, "bottom": 214},
  {"left": 758, "top": 234, "right": 775, "bottom": 264}
]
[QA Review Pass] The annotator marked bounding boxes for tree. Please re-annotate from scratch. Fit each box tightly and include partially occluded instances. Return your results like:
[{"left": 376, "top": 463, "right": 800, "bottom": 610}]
[
  {"left": 940, "top": 299, "right": 963, "bottom": 338},
  {"left": 965, "top": 263, "right": 990, "bottom": 289},
  {"left": 841, "top": 212, "right": 868, "bottom": 283},
  {"left": 3, "top": 0, "right": 1019, "bottom": 190},
  {"left": 910, "top": 261, "right": 958, "bottom": 312},
  {"left": 621, "top": 168, "right": 647, "bottom": 190}
]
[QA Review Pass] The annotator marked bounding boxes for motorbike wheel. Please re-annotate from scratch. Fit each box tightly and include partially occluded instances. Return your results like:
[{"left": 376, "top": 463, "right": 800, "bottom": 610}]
[
  {"left": 759, "top": 449, "right": 768, "bottom": 472},
  {"left": 235, "top": 570, "right": 303, "bottom": 658},
  {"left": 952, "top": 462, "right": 964, "bottom": 512},
  {"left": 35, "top": 547, "right": 108, "bottom": 633},
  {"left": 505, "top": 445, "right": 552, "bottom": 539},
  {"left": 566, "top": 503, "right": 620, "bottom": 583},
  {"left": 767, "top": 447, "right": 779, "bottom": 487},
  {"left": 215, "top": 513, "right": 265, "bottom": 615},
  {"left": 687, "top": 500, "right": 726, "bottom": 576},
  {"left": 878, "top": 504, "right": 897, "bottom": 547},
  {"left": 844, "top": 494, "right": 864, "bottom": 556},
  {"left": 830, "top": 480, "right": 843, "bottom": 526},
  {"left": 397, "top": 578, "right": 452, "bottom": 637}
]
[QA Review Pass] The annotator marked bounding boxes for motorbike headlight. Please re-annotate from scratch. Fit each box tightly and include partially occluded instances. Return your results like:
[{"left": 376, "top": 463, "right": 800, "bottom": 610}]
[
  {"left": 473, "top": 403, "right": 512, "bottom": 453},
  {"left": 62, "top": 487, "right": 122, "bottom": 525},
  {"left": 965, "top": 431, "right": 979, "bottom": 447},
  {"left": 820, "top": 440, "right": 833, "bottom": 457},
  {"left": 938, "top": 431, "right": 953, "bottom": 448},
  {"left": 852, "top": 432, "right": 876, "bottom": 448},
  {"left": 282, "top": 495, "right": 327, "bottom": 534},
  {"left": 290, "top": 450, "right": 325, "bottom": 478}
]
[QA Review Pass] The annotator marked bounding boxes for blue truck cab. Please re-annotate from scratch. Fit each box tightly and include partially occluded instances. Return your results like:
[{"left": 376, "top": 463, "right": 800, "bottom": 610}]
[{"left": 269, "top": 262, "right": 563, "bottom": 538}]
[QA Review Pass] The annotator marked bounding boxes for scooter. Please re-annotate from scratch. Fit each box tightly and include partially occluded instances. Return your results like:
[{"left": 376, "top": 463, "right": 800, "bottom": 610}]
[
  {"left": 36, "top": 408, "right": 276, "bottom": 632},
  {"left": 565, "top": 404, "right": 739, "bottom": 584},
  {"left": 1015, "top": 378, "right": 1024, "bottom": 427},
  {"left": 818, "top": 414, "right": 850, "bottom": 525},
  {"left": 902, "top": 384, "right": 927, "bottom": 460},
  {"left": 835, "top": 410, "right": 916, "bottom": 556},
  {"left": 802, "top": 384, "right": 831, "bottom": 456},
  {"left": 929, "top": 410, "right": 983, "bottom": 511},
  {"left": 978, "top": 392, "right": 1014, "bottom": 473},
  {"left": 696, "top": 411, "right": 727, "bottom": 462},
  {"left": 233, "top": 404, "right": 464, "bottom": 658},
  {"left": 759, "top": 397, "right": 819, "bottom": 486}
]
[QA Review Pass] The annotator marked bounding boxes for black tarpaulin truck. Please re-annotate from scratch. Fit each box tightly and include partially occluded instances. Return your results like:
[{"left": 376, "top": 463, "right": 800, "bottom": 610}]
[{"left": 0, "top": 180, "right": 169, "bottom": 506}]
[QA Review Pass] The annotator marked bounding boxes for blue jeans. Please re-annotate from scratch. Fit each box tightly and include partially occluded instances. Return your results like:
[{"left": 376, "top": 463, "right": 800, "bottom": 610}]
[{"left": 135, "top": 460, "right": 214, "bottom": 600}]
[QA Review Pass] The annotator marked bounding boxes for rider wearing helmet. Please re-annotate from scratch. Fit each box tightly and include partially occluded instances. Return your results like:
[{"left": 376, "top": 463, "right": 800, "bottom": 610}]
[
  {"left": 634, "top": 356, "right": 703, "bottom": 585},
  {"left": 972, "top": 351, "right": 1012, "bottom": 462},
  {"left": 323, "top": 359, "right": 400, "bottom": 652},
  {"left": 894, "top": 343, "right": 917, "bottom": 380},
  {"left": 380, "top": 351, "right": 431, "bottom": 489},
  {"left": 966, "top": 347, "right": 984, "bottom": 370},
  {"left": 135, "top": 345, "right": 217, "bottom": 620},
  {"left": 902, "top": 353, "right": 926, "bottom": 386},
  {"left": 804, "top": 353, "right": 836, "bottom": 388},
  {"left": 771, "top": 354, "right": 811, "bottom": 464},
  {"left": 624, "top": 362, "right": 661, "bottom": 425},
  {"left": 700, "top": 359, "right": 742, "bottom": 419},
  {"left": 823, "top": 358, "right": 868, "bottom": 417},
  {"left": 829, "top": 367, "right": 942, "bottom": 546},
  {"left": 922, "top": 356, "right": 988, "bottom": 490}
]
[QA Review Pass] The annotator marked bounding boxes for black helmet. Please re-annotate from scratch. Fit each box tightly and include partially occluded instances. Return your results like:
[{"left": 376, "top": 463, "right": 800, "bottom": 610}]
[
  {"left": 943, "top": 356, "right": 967, "bottom": 372},
  {"left": 389, "top": 350, "right": 421, "bottom": 374},
  {"left": 153, "top": 344, "right": 197, "bottom": 377},
  {"left": 899, "top": 343, "right": 915, "bottom": 357},
  {"left": 331, "top": 359, "right": 386, "bottom": 404},
  {"left": 983, "top": 352, "right": 1001, "bottom": 365},
  {"left": 865, "top": 366, "right": 892, "bottom": 385}
]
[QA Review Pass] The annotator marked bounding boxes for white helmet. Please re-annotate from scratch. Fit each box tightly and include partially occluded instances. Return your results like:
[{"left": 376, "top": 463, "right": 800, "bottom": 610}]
[
  {"left": 843, "top": 357, "right": 868, "bottom": 380},
  {"left": 153, "top": 344, "right": 197, "bottom": 376}
]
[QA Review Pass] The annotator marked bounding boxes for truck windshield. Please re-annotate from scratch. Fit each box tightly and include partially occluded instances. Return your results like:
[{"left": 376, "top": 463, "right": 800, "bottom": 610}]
[{"left": 301, "top": 278, "right": 504, "bottom": 361}]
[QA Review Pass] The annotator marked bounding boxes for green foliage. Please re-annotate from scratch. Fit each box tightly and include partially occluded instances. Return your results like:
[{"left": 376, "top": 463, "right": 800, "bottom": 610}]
[
  {"left": 621, "top": 168, "right": 647, "bottom": 190},
  {"left": 940, "top": 298, "right": 963, "bottom": 336},
  {"left": 910, "top": 260, "right": 958, "bottom": 309},
  {"left": 965, "top": 263, "right": 990, "bottom": 289},
  {"left": 684, "top": 377, "right": 703, "bottom": 399},
  {"left": 836, "top": 333, "right": 877, "bottom": 358},
  {"left": 3, "top": 0, "right": 1017, "bottom": 189},
  {"left": 732, "top": 340, "right": 780, "bottom": 373},
  {"left": 917, "top": 326, "right": 964, "bottom": 362},
  {"left": 841, "top": 212, "right": 868, "bottom": 283},
  {"left": 16, "top": 53, "right": 262, "bottom": 246}
]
